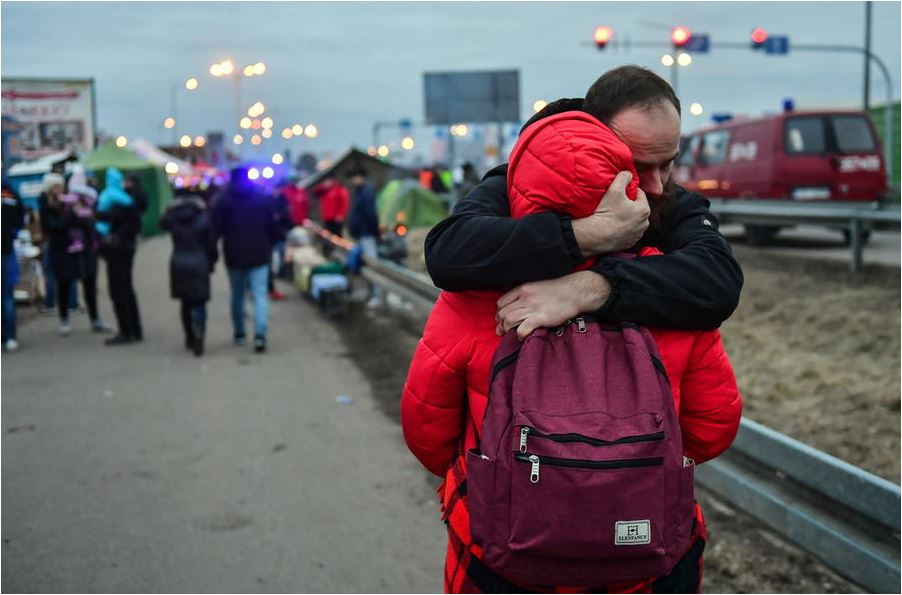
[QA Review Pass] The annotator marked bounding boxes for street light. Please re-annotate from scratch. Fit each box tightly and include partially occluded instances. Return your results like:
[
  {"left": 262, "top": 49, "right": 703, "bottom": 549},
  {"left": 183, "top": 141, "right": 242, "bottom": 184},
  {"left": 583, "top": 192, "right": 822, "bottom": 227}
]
[
  {"left": 251, "top": 134, "right": 262, "bottom": 145},
  {"left": 163, "top": 117, "right": 176, "bottom": 129},
  {"left": 165, "top": 162, "right": 179, "bottom": 175},
  {"left": 185, "top": 78, "right": 199, "bottom": 90},
  {"left": 194, "top": 135, "right": 206, "bottom": 147},
  {"left": 272, "top": 153, "right": 284, "bottom": 165},
  {"left": 262, "top": 166, "right": 274, "bottom": 179},
  {"left": 304, "top": 124, "right": 318, "bottom": 138},
  {"left": 115, "top": 136, "right": 128, "bottom": 148},
  {"left": 232, "top": 134, "right": 244, "bottom": 145},
  {"left": 377, "top": 144, "right": 390, "bottom": 157},
  {"left": 677, "top": 52, "right": 692, "bottom": 66},
  {"left": 281, "top": 128, "right": 293, "bottom": 139},
  {"left": 689, "top": 102, "right": 704, "bottom": 116},
  {"left": 179, "top": 135, "right": 192, "bottom": 148},
  {"left": 661, "top": 50, "right": 692, "bottom": 95},
  {"left": 401, "top": 135, "right": 415, "bottom": 150},
  {"left": 261, "top": 128, "right": 273, "bottom": 139},
  {"left": 261, "top": 116, "right": 274, "bottom": 129},
  {"left": 533, "top": 99, "right": 548, "bottom": 112},
  {"left": 239, "top": 117, "right": 252, "bottom": 129},
  {"left": 292, "top": 124, "right": 304, "bottom": 136}
]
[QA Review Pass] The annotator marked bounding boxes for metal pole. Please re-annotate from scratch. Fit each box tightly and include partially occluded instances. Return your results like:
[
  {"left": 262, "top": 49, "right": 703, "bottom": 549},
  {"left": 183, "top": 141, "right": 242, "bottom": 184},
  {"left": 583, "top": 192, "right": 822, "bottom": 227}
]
[
  {"left": 864, "top": 1, "right": 872, "bottom": 110},
  {"left": 849, "top": 218, "right": 863, "bottom": 273},
  {"left": 170, "top": 83, "right": 178, "bottom": 145},
  {"left": 670, "top": 61, "right": 679, "bottom": 97}
]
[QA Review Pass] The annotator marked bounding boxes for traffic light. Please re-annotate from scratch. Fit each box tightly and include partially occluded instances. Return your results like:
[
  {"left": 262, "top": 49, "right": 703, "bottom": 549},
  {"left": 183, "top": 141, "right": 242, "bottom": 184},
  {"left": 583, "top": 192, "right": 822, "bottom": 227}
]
[
  {"left": 671, "top": 26, "right": 691, "bottom": 49},
  {"left": 593, "top": 25, "right": 613, "bottom": 50},
  {"left": 751, "top": 27, "right": 768, "bottom": 50}
]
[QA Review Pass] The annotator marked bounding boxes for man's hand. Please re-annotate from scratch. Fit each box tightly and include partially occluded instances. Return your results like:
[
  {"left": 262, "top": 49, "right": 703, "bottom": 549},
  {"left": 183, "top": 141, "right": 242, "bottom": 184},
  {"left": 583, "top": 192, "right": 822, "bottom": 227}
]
[
  {"left": 496, "top": 271, "right": 612, "bottom": 341},
  {"left": 571, "top": 171, "right": 650, "bottom": 257}
]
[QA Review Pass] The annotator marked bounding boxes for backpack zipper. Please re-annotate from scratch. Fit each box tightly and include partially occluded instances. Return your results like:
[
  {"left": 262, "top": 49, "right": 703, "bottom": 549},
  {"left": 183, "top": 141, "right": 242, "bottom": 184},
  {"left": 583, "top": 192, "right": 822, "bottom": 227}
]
[
  {"left": 519, "top": 426, "right": 664, "bottom": 453},
  {"left": 515, "top": 452, "right": 663, "bottom": 484}
]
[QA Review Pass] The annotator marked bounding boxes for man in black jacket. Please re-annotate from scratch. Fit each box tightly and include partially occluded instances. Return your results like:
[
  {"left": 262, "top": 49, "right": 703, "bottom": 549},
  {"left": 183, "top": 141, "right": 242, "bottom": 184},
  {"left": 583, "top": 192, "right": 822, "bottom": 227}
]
[
  {"left": 425, "top": 65, "right": 743, "bottom": 338},
  {"left": 212, "top": 167, "right": 278, "bottom": 353}
]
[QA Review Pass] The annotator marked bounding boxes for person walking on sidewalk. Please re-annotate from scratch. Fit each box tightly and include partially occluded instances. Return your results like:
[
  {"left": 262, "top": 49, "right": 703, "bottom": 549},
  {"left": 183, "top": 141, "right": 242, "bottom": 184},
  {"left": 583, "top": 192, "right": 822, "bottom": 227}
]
[
  {"left": 38, "top": 173, "right": 79, "bottom": 315},
  {"left": 347, "top": 168, "right": 381, "bottom": 307},
  {"left": 160, "top": 187, "right": 218, "bottom": 357},
  {"left": 96, "top": 167, "right": 144, "bottom": 345},
  {"left": 212, "top": 166, "right": 278, "bottom": 354},
  {"left": 2, "top": 181, "right": 25, "bottom": 351}
]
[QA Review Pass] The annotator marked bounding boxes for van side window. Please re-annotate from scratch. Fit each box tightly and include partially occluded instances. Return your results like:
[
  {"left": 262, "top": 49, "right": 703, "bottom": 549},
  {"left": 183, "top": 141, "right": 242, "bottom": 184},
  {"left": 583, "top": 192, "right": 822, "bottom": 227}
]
[
  {"left": 677, "top": 135, "right": 700, "bottom": 166},
  {"left": 785, "top": 117, "right": 826, "bottom": 154},
  {"left": 831, "top": 116, "right": 876, "bottom": 152},
  {"left": 701, "top": 131, "right": 729, "bottom": 164}
]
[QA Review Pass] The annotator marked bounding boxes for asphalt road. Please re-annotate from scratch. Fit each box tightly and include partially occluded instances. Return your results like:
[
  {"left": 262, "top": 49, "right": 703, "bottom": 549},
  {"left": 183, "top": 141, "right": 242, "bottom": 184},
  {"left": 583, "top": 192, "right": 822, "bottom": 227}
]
[
  {"left": 720, "top": 223, "right": 900, "bottom": 268},
  {"left": 1, "top": 237, "right": 445, "bottom": 593}
]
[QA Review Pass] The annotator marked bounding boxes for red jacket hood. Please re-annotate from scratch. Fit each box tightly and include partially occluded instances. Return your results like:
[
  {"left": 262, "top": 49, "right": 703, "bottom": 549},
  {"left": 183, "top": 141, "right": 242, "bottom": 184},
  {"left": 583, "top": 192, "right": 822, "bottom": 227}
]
[{"left": 507, "top": 111, "right": 639, "bottom": 219}]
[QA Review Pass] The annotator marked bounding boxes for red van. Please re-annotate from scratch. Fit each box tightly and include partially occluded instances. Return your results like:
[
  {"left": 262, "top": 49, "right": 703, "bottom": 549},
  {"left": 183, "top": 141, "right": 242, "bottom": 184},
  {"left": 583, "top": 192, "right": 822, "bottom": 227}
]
[
  {"left": 674, "top": 109, "right": 888, "bottom": 201},
  {"left": 673, "top": 110, "right": 888, "bottom": 243}
]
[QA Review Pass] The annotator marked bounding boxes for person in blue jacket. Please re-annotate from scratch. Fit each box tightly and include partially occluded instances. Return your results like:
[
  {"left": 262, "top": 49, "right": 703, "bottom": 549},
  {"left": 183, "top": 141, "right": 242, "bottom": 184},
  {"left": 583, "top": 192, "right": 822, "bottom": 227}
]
[{"left": 346, "top": 168, "right": 381, "bottom": 306}]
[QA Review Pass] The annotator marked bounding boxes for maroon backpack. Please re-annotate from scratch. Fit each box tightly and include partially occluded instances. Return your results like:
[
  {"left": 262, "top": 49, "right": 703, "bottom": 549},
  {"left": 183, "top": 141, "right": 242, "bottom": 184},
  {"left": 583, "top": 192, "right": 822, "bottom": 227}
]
[{"left": 467, "top": 318, "right": 695, "bottom": 587}]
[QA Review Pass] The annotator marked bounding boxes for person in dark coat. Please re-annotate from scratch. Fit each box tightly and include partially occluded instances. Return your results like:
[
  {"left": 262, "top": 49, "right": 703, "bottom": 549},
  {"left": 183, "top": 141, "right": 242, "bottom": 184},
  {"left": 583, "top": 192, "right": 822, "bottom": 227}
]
[
  {"left": 95, "top": 167, "right": 144, "bottom": 345},
  {"left": 2, "top": 181, "right": 25, "bottom": 351},
  {"left": 160, "top": 188, "right": 218, "bottom": 356},
  {"left": 212, "top": 166, "right": 279, "bottom": 354},
  {"left": 41, "top": 174, "right": 109, "bottom": 337}
]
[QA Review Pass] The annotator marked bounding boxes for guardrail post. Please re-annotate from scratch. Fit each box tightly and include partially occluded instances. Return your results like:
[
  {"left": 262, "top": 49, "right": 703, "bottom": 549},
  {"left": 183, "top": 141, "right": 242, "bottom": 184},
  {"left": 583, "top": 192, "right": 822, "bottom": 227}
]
[{"left": 849, "top": 219, "right": 864, "bottom": 273}]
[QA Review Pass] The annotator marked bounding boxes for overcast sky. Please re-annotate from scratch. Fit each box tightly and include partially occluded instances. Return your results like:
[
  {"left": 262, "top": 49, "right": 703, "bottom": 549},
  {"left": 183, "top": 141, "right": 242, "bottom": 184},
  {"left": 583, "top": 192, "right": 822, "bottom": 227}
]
[{"left": 2, "top": 1, "right": 900, "bottom": 163}]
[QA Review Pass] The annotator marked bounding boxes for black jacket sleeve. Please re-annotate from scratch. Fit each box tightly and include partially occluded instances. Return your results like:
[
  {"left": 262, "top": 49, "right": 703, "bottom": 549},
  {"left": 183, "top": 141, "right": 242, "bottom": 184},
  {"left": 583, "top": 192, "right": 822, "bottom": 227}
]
[
  {"left": 593, "top": 188, "right": 743, "bottom": 330},
  {"left": 424, "top": 169, "right": 743, "bottom": 330},
  {"left": 424, "top": 167, "right": 582, "bottom": 291}
]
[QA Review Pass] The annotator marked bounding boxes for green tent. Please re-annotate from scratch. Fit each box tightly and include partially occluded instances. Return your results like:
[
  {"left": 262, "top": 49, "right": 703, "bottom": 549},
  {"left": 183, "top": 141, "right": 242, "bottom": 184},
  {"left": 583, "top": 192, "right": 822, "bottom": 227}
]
[
  {"left": 377, "top": 180, "right": 448, "bottom": 230},
  {"left": 80, "top": 141, "right": 173, "bottom": 236}
]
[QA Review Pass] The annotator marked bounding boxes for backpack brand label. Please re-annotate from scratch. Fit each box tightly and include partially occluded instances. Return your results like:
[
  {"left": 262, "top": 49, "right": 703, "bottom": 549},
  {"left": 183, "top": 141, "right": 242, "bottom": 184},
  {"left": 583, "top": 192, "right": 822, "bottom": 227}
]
[{"left": 614, "top": 520, "right": 651, "bottom": 545}]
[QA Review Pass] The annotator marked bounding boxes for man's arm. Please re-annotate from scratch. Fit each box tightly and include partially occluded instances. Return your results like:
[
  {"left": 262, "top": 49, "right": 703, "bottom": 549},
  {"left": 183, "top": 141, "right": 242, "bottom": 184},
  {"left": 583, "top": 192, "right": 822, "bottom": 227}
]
[
  {"left": 592, "top": 188, "right": 743, "bottom": 329},
  {"left": 424, "top": 167, "right": 578, "bottom": 290},
  {"left": 495, "top": 188, "right": 743, "bottom": 337}
]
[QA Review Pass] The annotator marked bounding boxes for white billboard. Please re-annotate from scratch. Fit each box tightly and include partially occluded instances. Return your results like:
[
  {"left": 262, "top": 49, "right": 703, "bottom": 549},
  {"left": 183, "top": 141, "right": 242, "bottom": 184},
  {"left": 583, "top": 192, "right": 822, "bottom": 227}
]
[{"left": 1, "top": 78, "right": 96, "bottom": 162}]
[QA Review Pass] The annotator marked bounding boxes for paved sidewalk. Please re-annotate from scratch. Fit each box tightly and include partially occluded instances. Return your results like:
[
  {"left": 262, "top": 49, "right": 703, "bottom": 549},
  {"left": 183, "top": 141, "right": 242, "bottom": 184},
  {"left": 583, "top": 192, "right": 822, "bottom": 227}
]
[{"left": 1, "top": 237, "right": 445, "bottom": 593}]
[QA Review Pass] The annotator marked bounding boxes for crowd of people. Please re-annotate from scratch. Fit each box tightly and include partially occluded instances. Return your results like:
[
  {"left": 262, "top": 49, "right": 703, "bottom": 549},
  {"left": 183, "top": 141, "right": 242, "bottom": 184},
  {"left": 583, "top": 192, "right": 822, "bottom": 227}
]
[{"left": 1, "top": 165, "right": 314, "bottom": 356}]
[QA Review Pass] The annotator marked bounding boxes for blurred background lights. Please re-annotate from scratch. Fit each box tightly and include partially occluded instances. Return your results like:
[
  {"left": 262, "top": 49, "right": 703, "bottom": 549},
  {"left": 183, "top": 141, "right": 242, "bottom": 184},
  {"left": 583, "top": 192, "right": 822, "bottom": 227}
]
[
  {"left": 661, "top": 54, "right": 675, "bottom": 66},
  {"left": 232, "top": 134, "right": 244, "bottom": 145},
  {"left": 239, "top": 117, "right": 252, "bottom": 129},
  {"left": 690, "top": 102, "right": 704, "bottom": 116},
  {"left": 281, "top": 128, "right": 293, "bottom": 139},
  {"left": 262, "top": 166, "right": 275, "bottom": 179},
  {"left": 261, "top": 128, "right": 273, "bottom": 138},
  {"left": 165, "top": 162, "right": 179, "bottom": 175},
  {"left": 377, "top": 144, "right": 390, "bottom": 157},
  {"left": 253, "top": 62, "right": 266, "bottom": 75},
  {"left": 179, "top": 135, "right": 192, "bottom": 147},
  {"left": 261, "top": 117, "right": 274, "bottom": 129},
  {"left": 185, "top": 78, "right": 198, "bottom": 90},
  {"left": 194, "top": 135, "right": 206, "bottom": 147},
  {"left": 163, "top": 117, "right": 176, "bottom": 129},
  {"left": 248, "top": 167, "right": 260, "bottom": 180},
  {"left": 304, "top": 124, "right": 318, "bottom": 138},
  {"left": 533, "top": 100, "right": 548, "bottom": 113},
  {"left": 677, "top": 52, "right": 692, "bottom": 66},
  {"left": 251, "top": 134, "right": 262, "bottom": 145},
  {"left": 115, "top": 136, "right": 128, "bottom": 148},
  {"left": 272, "top": 153, "right": 284, "bottom": 165},
  {"left": 401, "top": 135, "right": 415, "bottom": 150},
  {"left": 292, "top": 124, "right": 304, "bottom": 136}
]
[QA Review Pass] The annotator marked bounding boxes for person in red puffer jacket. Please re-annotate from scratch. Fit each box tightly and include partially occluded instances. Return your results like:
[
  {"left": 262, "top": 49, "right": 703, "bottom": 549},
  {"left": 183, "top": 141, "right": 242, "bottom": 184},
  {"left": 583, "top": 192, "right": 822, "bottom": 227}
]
[
  {"left": 313, "top": 176, "right": 349, "bottom": 237},
  {"left": 401, "top": 111, "right": 742, "bottom": 594}
]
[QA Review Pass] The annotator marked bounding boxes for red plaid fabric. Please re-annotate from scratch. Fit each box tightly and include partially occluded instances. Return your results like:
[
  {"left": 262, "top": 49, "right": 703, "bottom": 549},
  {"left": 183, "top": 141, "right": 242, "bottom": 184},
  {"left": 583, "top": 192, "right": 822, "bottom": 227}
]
[{"left": 440, "top": 454, "right": 708, "bottom": 594}]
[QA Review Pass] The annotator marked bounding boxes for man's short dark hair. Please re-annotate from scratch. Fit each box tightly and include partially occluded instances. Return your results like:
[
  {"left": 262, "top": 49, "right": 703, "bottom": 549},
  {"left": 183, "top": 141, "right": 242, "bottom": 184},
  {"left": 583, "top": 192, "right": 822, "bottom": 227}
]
[{"left": 583, "top": 65, "right": 681, "bottom": 125}]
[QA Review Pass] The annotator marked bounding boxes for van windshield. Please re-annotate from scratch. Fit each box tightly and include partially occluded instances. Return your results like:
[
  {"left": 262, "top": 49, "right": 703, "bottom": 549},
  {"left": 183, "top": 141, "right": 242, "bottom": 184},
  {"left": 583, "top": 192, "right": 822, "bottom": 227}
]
[{"left": 785, "top": 115, "right": 876, "bottom": 155}]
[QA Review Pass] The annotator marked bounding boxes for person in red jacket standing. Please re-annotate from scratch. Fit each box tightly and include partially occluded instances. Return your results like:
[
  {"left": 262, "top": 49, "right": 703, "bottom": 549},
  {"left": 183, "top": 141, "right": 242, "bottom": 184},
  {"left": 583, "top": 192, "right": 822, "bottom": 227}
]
[
  {"left": 314, "top": 175, "right": 349, "bottom": 237},
  {"left": 401, "top": 110, "right": 742, "bottom": 593}
]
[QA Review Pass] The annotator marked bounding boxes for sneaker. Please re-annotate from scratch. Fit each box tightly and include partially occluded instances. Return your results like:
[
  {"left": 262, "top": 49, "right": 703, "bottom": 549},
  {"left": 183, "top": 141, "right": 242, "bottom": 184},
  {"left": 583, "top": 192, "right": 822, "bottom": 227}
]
[
  {"left": 91, "top": 319, "right": 113, "bottom": 333},
  {"left": 193, "top": 332, "right": 205, "bottom": 357},
  {"left": 253, "top": 335, "right": 266, "bottom": 354},
  {"left": 105, "top": 334, "right": 136, "bottom": 346},
  {"left": 4, "top": 339, "right": 18, "bottom": 352},
  {"left": 269, "top": 290, "right": 286, "bottom": 301},
  {"left": 234, "top": 335, "right": 246, "bottom": 346},
  {"left": 58, "top": 321, "right": 71, "bottom": 337}
]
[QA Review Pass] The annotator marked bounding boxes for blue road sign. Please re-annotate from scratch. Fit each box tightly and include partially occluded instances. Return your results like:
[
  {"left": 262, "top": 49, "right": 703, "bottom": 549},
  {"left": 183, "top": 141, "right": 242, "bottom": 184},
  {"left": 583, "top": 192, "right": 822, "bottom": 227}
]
[
  {"left": 685, "top": 34, "right": 710, "bottom": 53},
  {"left": 764, "top": 36, "right": 790, "bottom": 54}
]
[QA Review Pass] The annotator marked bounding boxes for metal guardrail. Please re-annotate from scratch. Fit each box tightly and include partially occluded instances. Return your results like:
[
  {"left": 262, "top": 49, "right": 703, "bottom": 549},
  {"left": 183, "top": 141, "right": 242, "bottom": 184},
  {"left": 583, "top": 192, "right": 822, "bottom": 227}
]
[
  {"left": 306, "top": 221, "right": 901, "bottom": 593},
  {"left": 708, "top": 199, "right": 901, "bottom": 273}
]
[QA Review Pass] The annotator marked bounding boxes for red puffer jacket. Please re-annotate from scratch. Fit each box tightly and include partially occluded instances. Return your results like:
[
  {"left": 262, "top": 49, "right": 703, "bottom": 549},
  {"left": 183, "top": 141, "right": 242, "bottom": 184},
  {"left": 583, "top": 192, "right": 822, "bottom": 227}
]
[
  {"left": 314, "top": 179, "right": 349, "bottom": 222},
  {"left": 400, "top": 112, "right": 742, "bottom": 592}
]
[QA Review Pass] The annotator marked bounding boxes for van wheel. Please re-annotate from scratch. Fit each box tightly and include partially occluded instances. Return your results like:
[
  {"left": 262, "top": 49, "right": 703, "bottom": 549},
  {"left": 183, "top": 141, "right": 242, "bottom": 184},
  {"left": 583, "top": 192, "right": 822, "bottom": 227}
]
[
  {"left": 842, "top": 229, "right": 872, "bottom": 246},
  {"left": 745, "top": 225, "right": 780, "bottom": 246}
]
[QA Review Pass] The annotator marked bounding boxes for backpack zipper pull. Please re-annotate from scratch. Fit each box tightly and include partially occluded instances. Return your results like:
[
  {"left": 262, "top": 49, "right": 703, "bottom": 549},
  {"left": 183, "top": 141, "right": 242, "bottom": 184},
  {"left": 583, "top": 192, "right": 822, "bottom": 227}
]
[
  {"left": 529, "top": 455, "right": 540, "bottom": 483},
  {"left": 519, "top": 427, "right": 529, "bottom": 452},
  {"left": 576, "top": 317, "right": 587, "bottom": 333}
]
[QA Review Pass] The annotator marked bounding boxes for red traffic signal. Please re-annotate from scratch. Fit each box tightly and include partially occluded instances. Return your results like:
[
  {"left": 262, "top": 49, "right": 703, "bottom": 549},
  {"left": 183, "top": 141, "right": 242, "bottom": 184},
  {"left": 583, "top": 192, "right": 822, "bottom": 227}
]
[
  {"left": 751, "top": 27, "right": 768, "bottom": 49},
  {"left": 593, "top": 25, "right": 613, "bottom": 49},
  {"left": 671, "top": 26, "right": 692, "bottom": 48}
]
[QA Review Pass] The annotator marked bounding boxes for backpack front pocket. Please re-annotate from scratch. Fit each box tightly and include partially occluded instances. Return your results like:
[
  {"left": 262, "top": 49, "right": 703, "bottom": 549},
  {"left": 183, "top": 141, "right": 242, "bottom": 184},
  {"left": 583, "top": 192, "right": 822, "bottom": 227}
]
[{"left": 508, "top": 452, "right": 669, "bottom": 560}]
